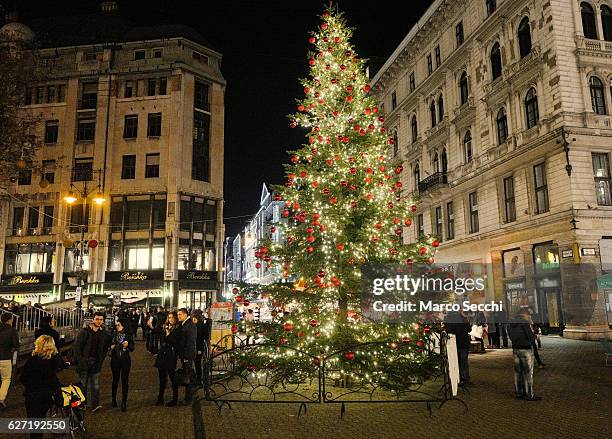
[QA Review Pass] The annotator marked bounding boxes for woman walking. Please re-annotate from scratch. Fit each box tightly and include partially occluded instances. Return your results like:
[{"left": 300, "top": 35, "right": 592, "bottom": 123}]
[
  {"left": 110, "top": 319, "right": 134, "bottom": 411},
  {"left": 20, "top": 335, "right": 69, "bottom": 439},
  {"left": 155, "top": 311, "right": 180, "bottom": 405}
]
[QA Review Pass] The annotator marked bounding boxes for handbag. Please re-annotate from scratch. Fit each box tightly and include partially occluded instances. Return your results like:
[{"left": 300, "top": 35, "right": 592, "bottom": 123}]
[{"left": 173, "top": 362, "right": 196, "bottom": 387}]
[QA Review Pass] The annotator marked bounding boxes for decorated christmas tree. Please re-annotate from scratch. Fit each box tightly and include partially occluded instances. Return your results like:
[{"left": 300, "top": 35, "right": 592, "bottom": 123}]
[{"left": 230, "top": 6, "right": 440, "bottom": 390}]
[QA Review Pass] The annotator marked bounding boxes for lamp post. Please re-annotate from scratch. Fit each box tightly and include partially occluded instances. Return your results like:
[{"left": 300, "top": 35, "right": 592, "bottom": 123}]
[{"left": 63, "top": 168, "right": 106, "bottom": 310}]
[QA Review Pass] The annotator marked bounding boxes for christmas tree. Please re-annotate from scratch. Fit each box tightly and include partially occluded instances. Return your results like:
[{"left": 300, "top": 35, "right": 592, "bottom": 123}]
[{"left": 231, "top": 6, "right": 440, "bottom": 391}]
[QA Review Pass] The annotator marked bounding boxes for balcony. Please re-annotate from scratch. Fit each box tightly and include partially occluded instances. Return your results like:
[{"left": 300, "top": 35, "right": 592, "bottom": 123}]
[
  {"left": 576, "top": 36, "right": 612, "bottom": 54},
  {"left": 418, "top": 171, "right": 448, "bottom": 193}
]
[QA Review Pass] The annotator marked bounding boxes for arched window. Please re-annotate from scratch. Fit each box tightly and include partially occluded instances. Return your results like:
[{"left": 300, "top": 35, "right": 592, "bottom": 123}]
[
  {"left": 518, "top": 17, "right": 532, "bottom": 58},
  {"left": 433, "top": 152, "right": 440, "bottom": 174},
  {"left": 430, "top": 100, "right": 437, "bottom": 127},
  {"left": 496, "top": 107, "right": 508, "bottom": 145},
  {"left": 463, "top": 130, "right": 473, "bottom": 163},
  {"left": 392, "top": 130, "right": 399, "bottom": 156},
  {"left": 414, "top": 162, "right": 420, "bottom": 190},
  {"left": 581, "top": 2, "right": 598, "bottom": 39},
  {"left": 602, "top": 5, "right": 612, "bottom": 41},
  {"left": 459, "top": 71, "right": 469, "bottom": 105},
  {"left": 411, "top": 114, "right": 418, "bottom": 142},
  {"left": 486, "top": 0, "right": 496, "bottom": 16},
  {"left": 525, "top": 87, "right": 539, "bottom": 129},
  {"left": 490, "top": 42, "right": 502, "bottom": 80},
  {"left": 590, "top": 76, "right": 607, "bottom": 115},
  {"left": 438, "top": 94, "right": 445, "bottom": 121},
  {"left": 441, "top": 148, "right": 448, "bottom": 181}
]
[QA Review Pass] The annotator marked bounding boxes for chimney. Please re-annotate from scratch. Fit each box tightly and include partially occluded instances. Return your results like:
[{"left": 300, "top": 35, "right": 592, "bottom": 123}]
[{"left": 100, "top": 1, "right": 118, "bottom": 13}]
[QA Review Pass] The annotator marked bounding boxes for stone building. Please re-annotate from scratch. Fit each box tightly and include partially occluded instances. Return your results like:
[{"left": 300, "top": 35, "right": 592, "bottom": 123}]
[
  {"left": 0, "top": 2, "right": 225, "bottom": 309},
  {"left": 372, "top": 0, "right": 612, "bottom": 339}
]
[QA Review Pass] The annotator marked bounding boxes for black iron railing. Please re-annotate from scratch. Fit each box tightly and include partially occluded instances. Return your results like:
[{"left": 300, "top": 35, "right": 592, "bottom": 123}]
[{"left": 418, "top": 172, "right": 448, "bottom": 193}]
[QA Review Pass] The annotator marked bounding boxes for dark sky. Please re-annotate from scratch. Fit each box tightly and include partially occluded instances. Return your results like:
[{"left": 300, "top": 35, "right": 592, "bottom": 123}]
[{"left": 7, "top": 0, "right": 433, "bottom": 236}]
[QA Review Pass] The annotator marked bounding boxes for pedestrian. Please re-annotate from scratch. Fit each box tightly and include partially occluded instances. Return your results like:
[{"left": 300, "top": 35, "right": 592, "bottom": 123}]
[
  {"left": 529, "top": 314, "right": 546, "bottom": 368},
  {"left": 486, "top": 311, "right": 499, "bottom": 348},
  {"left": 507, "top": 309, "right": 542, "bottom": 401},
  {"left": 444, "top": 310, "right": 472, "bottom": 387},
  {"left": 0, "top": 312, "right": 20, "bottom": 409},
  {"left": 141, "top": 309, "right": 150, "bottom": 346},
  {"left": 146, "top": 310, "right": 156, "bottom": 353},
  {"left": 192, "top": 311, "right": 205, "bottom": 385},
  {"left": 155, "top": 311, "right": 180, "bottom": 405},
  {"left": 74, "top": 311, "right": 110, "bottom": 412},
  {"left": 153, "top": 307, "right": 167, "bottom": 354},
  {"left": 131, "top": 309, "right": 140, "bottom": 339},
  {"left": 20, "top": 335, "right": 70, "bottom": 439},
  {"left": 35, "top": 316, "right": 62, "bottom": 350},
  {"left": 169, "top": 308, "right": 197, "bottom": 406},
  {"left": 110, "top": 318, "right": 134, "bottom": 412}
]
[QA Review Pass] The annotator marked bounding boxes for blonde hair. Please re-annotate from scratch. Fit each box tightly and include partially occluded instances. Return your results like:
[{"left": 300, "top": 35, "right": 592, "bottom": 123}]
[{"left": 32, "top": 335, "right": 58, "bottom": 359}]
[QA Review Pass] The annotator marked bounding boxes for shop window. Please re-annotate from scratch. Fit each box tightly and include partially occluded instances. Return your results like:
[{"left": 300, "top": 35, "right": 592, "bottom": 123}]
[
  {"left": 533, "top": 243, "right": 559, "bottom": 272},
  {"left": 3, "top": 243, "right": 56, "bottom": 274}
]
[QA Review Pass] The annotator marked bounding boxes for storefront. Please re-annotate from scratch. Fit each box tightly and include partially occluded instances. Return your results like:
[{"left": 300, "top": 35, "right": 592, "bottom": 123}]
[
  {"left": 533, "top": 242, "right": 563, "bottom": 331},
  {"left": 177, "top": 270, "right": 217, "bottom": 310},
  {"left": 0, "top": 273, "right": 59, "bottom": 304},
  {"left": 103, "top": 270, "right": 166, "bottom": 308},
  {"left": 502, "top": 248, "right": 532, "bottom": 317}
]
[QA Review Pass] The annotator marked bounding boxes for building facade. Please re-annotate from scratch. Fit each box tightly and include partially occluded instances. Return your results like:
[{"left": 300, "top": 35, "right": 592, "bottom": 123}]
[
  {"left": 0, "top": 2, "right": 225, "bottom": 309},
  {"left": 373, "top": 0, "right": 612, "bottom": 339}
]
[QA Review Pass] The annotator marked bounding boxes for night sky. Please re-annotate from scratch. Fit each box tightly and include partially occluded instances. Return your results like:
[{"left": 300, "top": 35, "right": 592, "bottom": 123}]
[{"left": 7, "top": 0, "right": 433, "bottom": 236}]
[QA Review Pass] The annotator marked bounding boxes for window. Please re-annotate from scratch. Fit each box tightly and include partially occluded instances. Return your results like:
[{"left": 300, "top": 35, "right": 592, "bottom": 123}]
[
  {"left": 121, "top": 155, "right": 136, "bottom": 180},
  {"left": 463, "top": 130, "right": 473, "bottom": 163},
  {"left": 392, "top": 131, "right": 399, "bottom": 157},
  {"left": 124, "top": 241, "right": 164, "bottom": 270},
  {"left": 432, "top": 152, "right": 440, "bottom": 173},
  {"left": 159, "top": 77, "right": 167, "bottom": 95},
  {"left": 28, "top": 207, "right": 39, "bottom": 234},
  {"left": 414, "top": 162, "right": 420, "bottom": 190},
  {"left": 124, "top": 80, "right": 133, "bottom": 98},
  {"left": 72, "top": 158, "right": 93, "bottom": 181},
  {"left": 525, "top": 87, "right": 539, "bottom": 129},
  {"left": 459, "top": 71, "right": 469, "bottom": 105},
  {"left": 126, "top": 201, "right": 151, "bottom": 231},
  {"left": 430, "top": 101, "right": 437, "bottom": 127},
  {"left": 153, "top": 49, "right": 162, "bottom": 58},
  {"left": 147, "top": 78, "right": 157, "bottom": 96},
  {"left": 435, "top": 206, "right": 443, "bottom": 240},
  {"left": 76, "top": 118, "right": 95, "bottom": 142},
  {"left": 123, "top": 115, "right": 138, "bottom": 139},
  {"left": 417, "top": 214, "right": 425, "bottom": 239},
  {"left": 411, "top": 114, "right": 418, "bottom": 142},
  {"left": 592, "top": 153, "right": 612, "bottom": 205},
  {"left": 518, "top": 17, "right": 532, "bottom": 58},
  {"left": 441, "top": 148, "right": 448, "bottom": 177},
  {"left": 42, "top": 160, "right": 55, "bottom": 184},
  {"left": 427, "top": 54, "right": 433, "bottom": 75},
  {"left": 446, "top": 201, "right": 455, "bottom": 240},
  {"left": 603, "top": 6, "right": 612, "bottom": 41},
  {"left": 496, "top": 107, "right": 508, "bottom": 144},
  {"left": 533, "top": 163, "right": 549, "bottom": 214},
  {"left": 46, "top": 85, "right": 56, "bottom": 103},
  {"left": 134, "top": 50, "right": 146, "bottom": 60},
  {"left": 590, "top": 76, "right": 607, "bottom": 115},
  {"left": 79, "top": 81, "right": 97, "bottom": 109},
  {"left": 437, "top": 94, "right": 444, "bottom": 121},
  {"left": 18, "top": 170, "right": 32, "bottom": 185},
  {"left": 391, "top": 91, "right": 397, "bottom": 110},
  {"left": 409, "top": 72, "right": 416, "bottom": 92},
  {"left": 581, "top": 2, "right": 598, "bottom": 39},
  {"left": 44, "top": 120, "right": 59, "bottom": 144},
  {"left": 145, "top": 153, "right": 160, "bottom": 178},
  {"left": 57, "top": 85, "right": 66, "bottom": 102},
  {"left": 490, "top": 42, "right": 502, "bottom": 80},
  {"left": 3, "top": 243, "right": 55, "bottom": 274},
  {"left": 12, "top": 207, "right": 24, "bottom": 235},
  {"left": 35, "top": 86, "right": 44, "bottom": 104},
  {"left": 469, "top": 192, "right": 479, "bottom": 233},
  {"left": 503, "top": 176, "right": 516, "bottom": 222},
  {"left": 43, "top": 206, "right": 54, "bottom": 233},
  {"left": 195, "top": 81, "right": 210, "bottom": 111},
  {"left": 147, "top": 113, "right": 162, "bottom": 137},
  {"left": 24, "top": 87, "right": 32, "bottom": 105},
  {"left": 486, "top": 0, "right": 496, "bottom": 16},
  {"left": 435, "top": 45, "right": 441, "bottom": 67},
  {"left": 456, "top": 21, "right": 464, "bottom": 47}
]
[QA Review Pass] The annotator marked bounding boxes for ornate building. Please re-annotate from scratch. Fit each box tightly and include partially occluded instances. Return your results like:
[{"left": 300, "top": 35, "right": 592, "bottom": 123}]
[
  {"left": 373, "top": 0, "right": 612, "bottom": 339},
  {"left": 0, "top": 2, "right": 225, "bottom": 309}
]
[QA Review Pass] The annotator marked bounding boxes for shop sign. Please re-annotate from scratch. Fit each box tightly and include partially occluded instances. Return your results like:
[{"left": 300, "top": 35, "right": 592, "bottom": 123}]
[
  {"left": 105, "top": 270, "right": 164, "bottom": 282},
  {"left": 504, "top": 279, "right": 526, "bottom": 291},
  {"left": 537, "top": 277, "right": 560, "bottom": 288},
  {"left": 561, "top": 249, "right": 574, "bottom": 258},
  {"left": 581, "top": 247, "right": 596, "bottom": 256},
  {"left": 3, "top": 273, "right": 53, "bottom": 286},
  {"left": 179, "top": 270, "right": 218, "bottom": 281}
]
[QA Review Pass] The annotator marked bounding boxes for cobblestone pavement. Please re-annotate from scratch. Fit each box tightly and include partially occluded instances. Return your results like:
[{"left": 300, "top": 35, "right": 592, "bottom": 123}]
[{"left": 1, "top": 336, "right": 610, "bottom": 438}]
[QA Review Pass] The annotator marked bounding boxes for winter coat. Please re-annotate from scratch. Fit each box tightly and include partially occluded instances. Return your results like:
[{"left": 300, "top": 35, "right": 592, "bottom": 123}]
[
  {"left": 155, "top": 326, "right": 181, "bottom": 370},
  {"left": 177, "top": 318, "right": 197, "bottom": 361},
  {"left": 20, "top": 354, "right": 69, "bottom": 398},
  {"left": 35, "top": 325, "right": 62, "bottom": 349},
  {"left": 507, "top": 316, "right": 535, "bottom": 349},
  {"left": 74, "top": 326, "right": 111, "bottom": 372},
  {"left": 110, "top": 331, "right": 135, "bottom": 361},
  {"left": 0, "top": 322, "right": 19, "bottom": 360},
  {"left": 443, "top": 312, "right": 471, "bottom": 350}
]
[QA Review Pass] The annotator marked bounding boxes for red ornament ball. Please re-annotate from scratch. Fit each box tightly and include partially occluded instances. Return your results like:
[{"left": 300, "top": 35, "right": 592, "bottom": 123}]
[
  {"left": 310, "top": 319, "right": 318, "bottom": 327},
  {"left": 336, "top": 243, "right": 345, "bottom": 251},
  {"left": 243, "top": 300, "right": 250, "bottom": 307},
  {"left": 283, "top": 322, "right": 294, "bottom": 332},
  {"left": 255, "top": 262, "right": 262, "bottom": 269},
  {"left": 235, "top": 295, "right": 243, "bottom": 303},
  {"left": 308, "top": 58, "right": 315, "bottom": 66},
  {"left": 321, "top": 23, "right": 328, "bottom": 30},
  {"left": 231, "top": 325, "right": 239, "bottom": 334},
  {"left": 309, "top": 36, "right": 315, "bottom": 44},
  {"left": 410, "top": 205, "right": 417, "bottom": 212},
  {"left": 432, "top": 240, "right": 440, "bottom": 248},
  {"left": 307, "top": 246, "right": 315, "bottom": 253},
  {"left": 344, "top": 351, "right": 355, "bottom": 360},
  {"left": 418, "top": 247, "right": 428, "bottom": 256},
  {"left": 417, "top": 340, "right": 424, "bottom": 347}
]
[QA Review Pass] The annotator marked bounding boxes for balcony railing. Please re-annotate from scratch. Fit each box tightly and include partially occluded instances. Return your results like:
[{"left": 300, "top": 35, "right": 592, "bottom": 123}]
[
  {"left": 577, "top": 36, "right": 612, "bottom": 53},
  {"left": 418, "top": 171, "right": 448, "bottom": 193}
]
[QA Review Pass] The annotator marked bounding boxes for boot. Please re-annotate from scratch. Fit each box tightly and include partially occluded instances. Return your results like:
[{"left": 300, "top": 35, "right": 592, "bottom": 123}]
[
  {"left": 111, "top": 393, "right": 118, "bottom": 408},
  {"left": 121, "top": 400, "right": 127, "bottom": 412},
  {"left": 155, "top": 395, "right": 164, "bottom": 406}
]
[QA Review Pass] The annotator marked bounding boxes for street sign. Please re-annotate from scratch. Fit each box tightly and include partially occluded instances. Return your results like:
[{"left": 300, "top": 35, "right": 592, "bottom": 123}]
[{"left": 76, "top": 287, "right": 83, "bottom": 302}]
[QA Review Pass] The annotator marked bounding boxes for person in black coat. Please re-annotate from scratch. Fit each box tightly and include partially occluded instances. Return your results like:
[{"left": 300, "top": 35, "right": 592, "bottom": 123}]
[
  {"left": 168, "top": 308, "right": 197, "bottom": 406},
  {"left": 20, "top": 335, "right": 70, "bottom": 439},
  {"left": 155, "top": 311, "right": 180, "bottom": 405},
  {"left": 192, "top": 311, "right": 206, "bottom": 385},
  {"left": 35, "top": 316, "right": 62, "bottom": 350},
  {"left": 444, "top": 310, "right": 472, "bottom": 386},
  {"left": 109, "top": 319, "right": 135, "bottom": 411}
]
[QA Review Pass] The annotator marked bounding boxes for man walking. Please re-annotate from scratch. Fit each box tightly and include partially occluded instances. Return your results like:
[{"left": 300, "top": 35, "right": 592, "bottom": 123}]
[
  {"left": 444, "top": 310, "right": 472, "bottom": 387},
  {"left": 0, "top": 313, "right": 19, "bottom": 409},
  {"left": 169, "top": 308, "right": 197, "bottom": 406},
  {"left": 74, "top": 311, "right": 110, "bottom": 412},
  {"left": 507, "top": 309, "right": 541, "bottom": 401}
]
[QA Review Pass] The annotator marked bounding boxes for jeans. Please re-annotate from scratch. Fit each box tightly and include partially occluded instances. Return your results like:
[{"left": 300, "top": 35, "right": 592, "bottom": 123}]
[
  {"left": 78, "top": 359, "right": 101, "bottom": 406},
  {"left": 513, "top": 348, "right": 535, "bottom": 398},
  {"left": 111, "top": 355, "right": 131, "bottom": 403},
  {"left": 457, "top": 348, "right": 470, "bottom": 384},
  {"left": 0, "top": 359, "right": 12, "bottom": 402}
]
